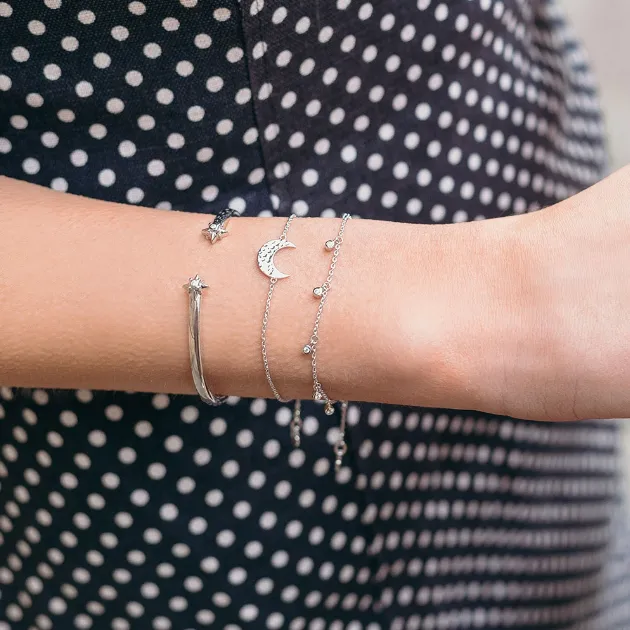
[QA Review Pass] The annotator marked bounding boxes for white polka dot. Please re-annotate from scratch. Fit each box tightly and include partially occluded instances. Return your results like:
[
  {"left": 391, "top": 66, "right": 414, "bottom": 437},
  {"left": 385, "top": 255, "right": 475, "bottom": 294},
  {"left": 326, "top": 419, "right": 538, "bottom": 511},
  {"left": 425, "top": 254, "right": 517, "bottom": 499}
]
[
  {"left": 430, "top": 204, "right": 447, "bottom": 221},
  {"left": 195, "top": 33, "right": 212, "bottom": 48},
  {"left": 43, "top": 64, "right": 61, "bottom": 80},
  {"left": 233, "top": 501, "right": 251, "bottom": 519},
  {"left": 263, "top": 439, "right": 280, "bottom": 459},
  {"left": 159, "top": 503, "right": 178, "bottom": 521},
  {"left": 111, "top": 25, "right": 129, "bottom": 40},
  {"left": 125, "top": 70, "right": 143, "bottom": 87},
  {"left": 130, "top": 489, "right": 149, "bottom": 506},
  {"left": 156, "top": 88, "right": 174, "bottom": 104},
  {"left": 11, "top": 46, "right": 29, "bottom": 62},
  {"left": 214, "top": 7, "right": 231, "bottom": 21},
  {"left": 330, "top": 177, "right": 347, "bottom": 194},
  {"left": 22, "top": 158, "right": 40, "bottom": 175},
  {"left": 49, "top": 597, "right": 67, "bottom": 615},
  {"left": 175, "top": 174, "right": 193, "bottom": 190},
  {"left": 166, "top": 133, "right": 184, "bottom": 150},
  {"left": 106, "top": 98, "right": 124, "bottom": 114},
  {"left": 381, "top": 13, "right": 395, "bottom": 30},
  {"left": 202, "top": 185, "right": 219, "bottom": 202},
  {"left": 25, "top": 93, "right": 44, "bottom": 108},
  {"left": 189, "top": 517, "right": 208, "bottom": 535},
  {"left": 295, "top": 16, "right": 310, "bottom": 33},
  {"left": 113, "top": 139, "right": 136, "bottom": 159},
  {"left": 221, "top": 460, "right": 239, "bottom": 478},
  {"left": 216, "top": 119, "right": 233, "bottom": 135},
  {"left": 163, "top": 17, "right": 180, "bottom": 30},
  {"left": 239, "top": 604, "right": 259, "bottom": 622},
  {"left": 216, "top": 529, "right": 235, "bottom": 547},
  {"left": 196, "top": 147, "right": 214, "bottom": 162},
  {"left": 176, "top": 60, "right": 194, "bottom": 76},
  {"left": 28, "top": 19, "right": 46, "bottom": 35},
  {"left": 86, "top": 124, "right": 106, "bottom": 140},
  {"left": 118, "top": 447, "right": 137, "bottom": 464},
  {"left": 128, "top": 2, "right": 146, "bottom": 15},
  {"left": 222, "top": 157, "right": 239, "bottom": 174},
  {"left": 78, "top": 9, "right": 95, "bottom": 24},
  {"left": 60, "top": 36, "right": 79, "bottom": 52},
  {"left": 226, "top": 47, "right": 244, "bottom": 63}
]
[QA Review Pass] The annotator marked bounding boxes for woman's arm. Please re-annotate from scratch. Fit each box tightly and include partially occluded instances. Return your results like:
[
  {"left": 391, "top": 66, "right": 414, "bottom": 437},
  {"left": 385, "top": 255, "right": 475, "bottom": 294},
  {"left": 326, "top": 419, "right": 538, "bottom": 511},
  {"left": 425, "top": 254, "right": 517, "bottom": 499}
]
[
  {"left": 0, "top": 175, "right": 510, "bottom": 411},
  {"left": 4, "top": 168, "right": 630, "bottom": 422}
]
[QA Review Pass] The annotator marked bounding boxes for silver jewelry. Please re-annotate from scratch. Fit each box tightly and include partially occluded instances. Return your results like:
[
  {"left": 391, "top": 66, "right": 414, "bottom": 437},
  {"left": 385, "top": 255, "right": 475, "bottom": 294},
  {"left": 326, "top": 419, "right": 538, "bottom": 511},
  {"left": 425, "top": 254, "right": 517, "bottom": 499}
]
[
  {"left": 257, "top": 236, "right": 297, "bottom": 279},
  {"left": 303, "top": 213, "right": 351, "bottom": 410},
  {"left": 259, "top": 214, "right": 297, "bottom": 402},
  {"left": 183, "top": 274, "right": 226, "bottom": 406},
  {"left": 302, "top": 213, "right": 352, "bottom": 468},
  {"left": 202, "top": 208, "right": 239, "bottom": 244},
  {"left": 290, "top": 399, "right": 302, "bottom": 448},
  {"left": 334, "top": 401, "right": 349, "bottom": 472}
]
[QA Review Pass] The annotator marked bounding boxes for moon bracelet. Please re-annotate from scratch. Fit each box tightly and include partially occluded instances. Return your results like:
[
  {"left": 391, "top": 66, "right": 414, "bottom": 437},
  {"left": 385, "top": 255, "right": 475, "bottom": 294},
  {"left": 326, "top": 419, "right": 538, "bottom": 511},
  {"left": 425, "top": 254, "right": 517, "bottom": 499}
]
[{"left": 257, "top": 213, "right": 352, "bottom": 471}]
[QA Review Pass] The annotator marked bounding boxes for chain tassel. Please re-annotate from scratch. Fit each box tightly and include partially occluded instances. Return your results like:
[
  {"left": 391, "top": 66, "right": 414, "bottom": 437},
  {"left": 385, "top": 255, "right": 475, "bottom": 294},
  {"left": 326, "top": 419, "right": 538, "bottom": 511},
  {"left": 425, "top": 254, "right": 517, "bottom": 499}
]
[
  {"left": 334, "top": 401, "right": 349, "bottom": 472},
  {"left": 290, "top": 399, "right": 302, "bottom": 448}
]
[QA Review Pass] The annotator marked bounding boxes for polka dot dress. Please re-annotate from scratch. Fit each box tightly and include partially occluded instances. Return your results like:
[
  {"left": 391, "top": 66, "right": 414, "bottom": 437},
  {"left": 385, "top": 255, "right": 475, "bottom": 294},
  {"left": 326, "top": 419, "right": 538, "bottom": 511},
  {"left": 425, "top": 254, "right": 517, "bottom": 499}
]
[{"left": 1, "top": 1, "right": 630, "bottom": 629}]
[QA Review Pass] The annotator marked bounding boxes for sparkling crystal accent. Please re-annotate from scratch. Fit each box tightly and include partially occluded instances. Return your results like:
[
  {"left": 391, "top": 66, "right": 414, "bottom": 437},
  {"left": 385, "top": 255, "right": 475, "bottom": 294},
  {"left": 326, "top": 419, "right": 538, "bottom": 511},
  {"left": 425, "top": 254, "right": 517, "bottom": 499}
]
[
  {"left": 185, "top": 274, "right": 207, "bottom": 293},
  {"left": 302, "top": 344, "right": 312, "bottom": 354},
  {"left": 324, "top": 402, "right": 335, "bottom": 415},
  {"left": 313, "top": 286, "right": 324, "bottom": 297},
  {"left": 325, "top": 239, "right": 336, "bottom": 251}
]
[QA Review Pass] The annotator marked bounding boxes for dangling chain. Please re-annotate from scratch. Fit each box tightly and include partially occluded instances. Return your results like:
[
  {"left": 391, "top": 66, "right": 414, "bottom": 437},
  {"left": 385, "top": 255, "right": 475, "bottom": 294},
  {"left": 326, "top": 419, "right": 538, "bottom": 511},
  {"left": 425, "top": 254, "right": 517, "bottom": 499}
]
[
  {"left": 303, "top": 213, "right": 352, "bottom": 468},
  {"left": 255, "top": 212, "right": 352, "bottom": 471}
]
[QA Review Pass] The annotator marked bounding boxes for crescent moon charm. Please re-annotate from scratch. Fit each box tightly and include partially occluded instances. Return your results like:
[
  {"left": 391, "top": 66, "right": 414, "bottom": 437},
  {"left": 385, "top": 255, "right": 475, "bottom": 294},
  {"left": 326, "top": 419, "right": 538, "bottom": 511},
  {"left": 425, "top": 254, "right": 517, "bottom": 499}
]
[{"left": 257, "top": 239, "right": 296, "bottom": 279}]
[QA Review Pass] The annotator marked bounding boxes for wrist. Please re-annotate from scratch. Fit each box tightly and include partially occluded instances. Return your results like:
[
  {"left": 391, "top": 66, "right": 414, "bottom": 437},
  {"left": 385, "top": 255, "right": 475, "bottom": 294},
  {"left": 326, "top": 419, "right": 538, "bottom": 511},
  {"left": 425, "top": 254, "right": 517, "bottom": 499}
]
[{"left": 398, "top": 214, "right": 534, "bottom": 414}]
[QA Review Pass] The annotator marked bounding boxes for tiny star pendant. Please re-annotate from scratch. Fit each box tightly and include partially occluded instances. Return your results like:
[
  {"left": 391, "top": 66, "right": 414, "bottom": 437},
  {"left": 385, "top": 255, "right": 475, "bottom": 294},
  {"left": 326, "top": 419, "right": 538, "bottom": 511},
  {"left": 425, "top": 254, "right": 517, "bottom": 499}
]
[
  {"left": 202, "top": 208, "right": 238, "bottom": 244},
  {"left": 202, "top": 222, "right": 229, "bottom": 244}
]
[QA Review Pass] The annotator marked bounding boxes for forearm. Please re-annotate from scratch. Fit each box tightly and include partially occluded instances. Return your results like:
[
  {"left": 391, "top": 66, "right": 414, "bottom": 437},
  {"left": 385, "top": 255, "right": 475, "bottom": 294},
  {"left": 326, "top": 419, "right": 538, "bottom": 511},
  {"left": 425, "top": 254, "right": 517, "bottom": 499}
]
[{"left": 0, "top": 176, "right": 512, "bottom": 410}]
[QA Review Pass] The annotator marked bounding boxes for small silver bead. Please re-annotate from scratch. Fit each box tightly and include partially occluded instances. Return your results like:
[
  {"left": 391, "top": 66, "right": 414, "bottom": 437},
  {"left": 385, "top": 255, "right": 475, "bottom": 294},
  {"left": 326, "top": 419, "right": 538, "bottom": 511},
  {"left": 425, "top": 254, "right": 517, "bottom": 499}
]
[
  {"left": 302, "top": 345, "right": 312, "bottom": 355},
  {"left": 325, "top": 239, "right": 336, "bottom": 251},
  {"left": 312, "top": 286, "right": 324, "bottom": 298}
]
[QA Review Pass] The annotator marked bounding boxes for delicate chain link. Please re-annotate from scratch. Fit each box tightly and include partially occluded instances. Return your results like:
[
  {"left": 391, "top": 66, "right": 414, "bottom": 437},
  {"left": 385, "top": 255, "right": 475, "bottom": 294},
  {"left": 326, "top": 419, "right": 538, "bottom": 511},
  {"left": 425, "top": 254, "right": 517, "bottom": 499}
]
[
  {"left": 334, "top": 401, "right": 349, "bottom": 471},
  {"left": 261, "top": 214, "right": 296, "bottom": 403},
  {"left": 306, "top": 213, "right": 351, "bottom": 406},
  {"left": 290, "top": 399, "right": 302, "bottom": 448}
]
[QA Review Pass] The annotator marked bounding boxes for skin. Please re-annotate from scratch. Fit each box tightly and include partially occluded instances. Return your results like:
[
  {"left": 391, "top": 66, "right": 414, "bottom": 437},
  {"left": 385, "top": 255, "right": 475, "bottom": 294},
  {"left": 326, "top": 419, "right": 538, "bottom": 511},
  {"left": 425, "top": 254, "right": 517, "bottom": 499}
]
[{"left": 1, "top": 167, "right": 630, "bottom": 422}]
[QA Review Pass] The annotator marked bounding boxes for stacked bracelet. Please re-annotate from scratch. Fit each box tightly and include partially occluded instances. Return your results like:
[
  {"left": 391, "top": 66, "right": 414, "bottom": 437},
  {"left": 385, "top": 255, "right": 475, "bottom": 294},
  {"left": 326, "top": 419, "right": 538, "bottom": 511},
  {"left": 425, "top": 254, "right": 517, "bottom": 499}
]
[
  {"left": 303, "top": 213, "right": 352, "bottom": 469},
  {"left": 258, "top": 214, "right": 297, "bottom": 403},
  {"left": 185, "top": 210, "right": 353, "bottom": 472},
  {"left": 183, "top": 274, "right": 226, "bottom": 406},
  {"left": 183, "top": 208, "right": 239, "bottom": 405},
  {"left": 303, "top": 213, "right": 351, "bottom": 414},
  {"left": 256, "top": 215, "right": 304, "bottom": 442}
]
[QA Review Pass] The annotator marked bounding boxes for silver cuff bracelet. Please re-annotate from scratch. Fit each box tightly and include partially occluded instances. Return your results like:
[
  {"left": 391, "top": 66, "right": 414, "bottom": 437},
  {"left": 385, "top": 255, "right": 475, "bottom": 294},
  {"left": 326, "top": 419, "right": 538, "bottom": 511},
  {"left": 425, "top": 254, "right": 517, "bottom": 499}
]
[
  {"left": 184, "top": 208, "right": 239, "bottom": 405},
  {"left": 184, "top": 274, "right": 226, "bottom": 406}
]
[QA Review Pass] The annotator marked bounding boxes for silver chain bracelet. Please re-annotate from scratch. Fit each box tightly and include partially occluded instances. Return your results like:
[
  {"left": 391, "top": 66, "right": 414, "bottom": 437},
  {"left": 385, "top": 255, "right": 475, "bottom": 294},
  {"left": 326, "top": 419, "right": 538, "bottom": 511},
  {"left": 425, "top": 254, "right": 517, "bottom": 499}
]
[
  {"left": 303, "top": 213, "right": 352, "bottom": 469},
  {"left": 184, "top": 209, "right": 239, "bottom": 406},
  {"left": 303, "top": 213, "right": 351, "bottom": 410},
  {"left": 258, "top": 214, "right": 297, "bottom": 403},
  {"left": 257, "top": 214, "right": 303, "bottom": 447}
]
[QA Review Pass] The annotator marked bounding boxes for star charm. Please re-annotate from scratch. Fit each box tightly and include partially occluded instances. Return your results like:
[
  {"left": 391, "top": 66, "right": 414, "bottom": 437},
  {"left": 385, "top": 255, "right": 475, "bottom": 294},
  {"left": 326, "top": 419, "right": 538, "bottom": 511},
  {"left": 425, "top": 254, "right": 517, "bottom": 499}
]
[
  {"left": 202, "top": 222, "right": 229, "bottom": 244},
  {"left": 184, "top": 274, "right": 208, "bottom": 294}
]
